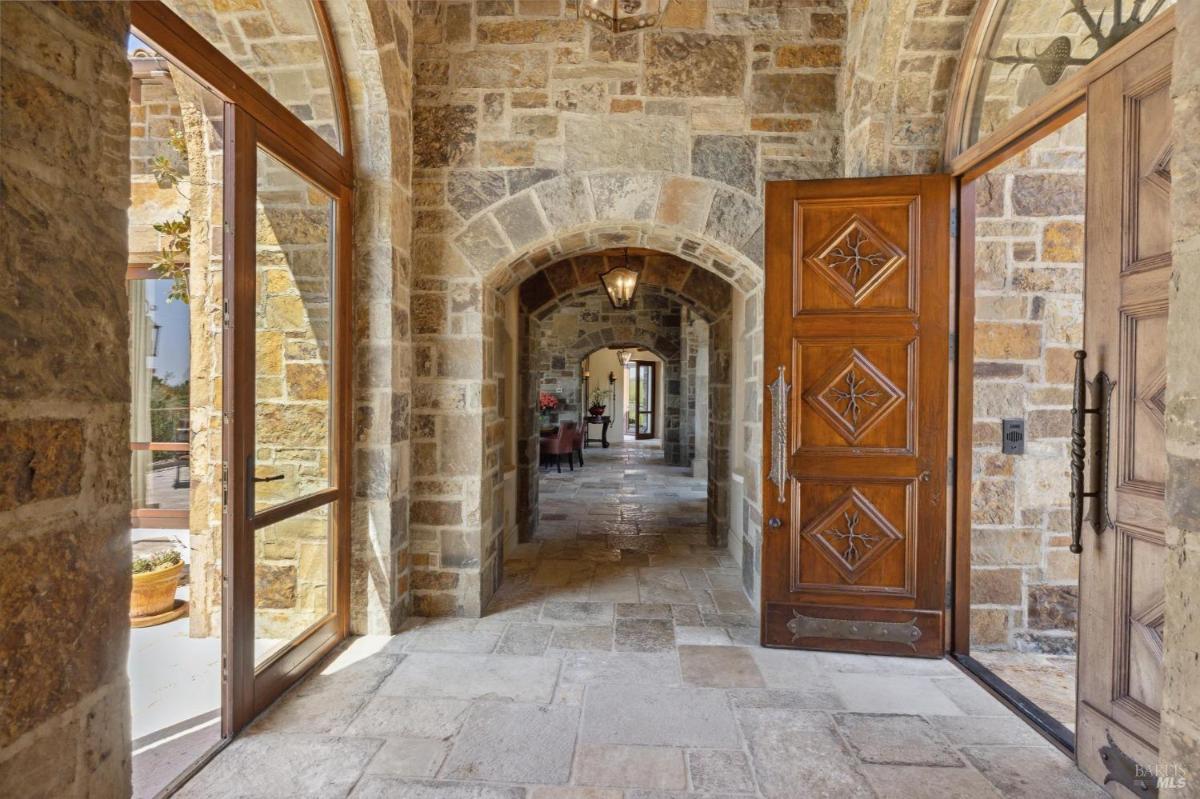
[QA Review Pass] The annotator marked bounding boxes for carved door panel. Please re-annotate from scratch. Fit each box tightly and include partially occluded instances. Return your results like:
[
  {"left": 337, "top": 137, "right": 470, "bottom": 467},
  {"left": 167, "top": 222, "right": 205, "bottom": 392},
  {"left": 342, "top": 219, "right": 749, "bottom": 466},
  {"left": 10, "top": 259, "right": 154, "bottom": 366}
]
[
  {"left": 762, "top": 176, "right": 952, "bottom": 657},
  {"left": 1076, "top": 31, "right": 1173, "bottom": 790}
]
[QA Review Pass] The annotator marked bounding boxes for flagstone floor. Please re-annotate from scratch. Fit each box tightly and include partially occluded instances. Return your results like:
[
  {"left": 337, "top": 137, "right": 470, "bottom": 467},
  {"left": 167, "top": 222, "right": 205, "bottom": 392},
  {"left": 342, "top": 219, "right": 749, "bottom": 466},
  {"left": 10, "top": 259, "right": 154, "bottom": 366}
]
[{"left": 179, "top": 442, "right": 1103, "bottom": 798}]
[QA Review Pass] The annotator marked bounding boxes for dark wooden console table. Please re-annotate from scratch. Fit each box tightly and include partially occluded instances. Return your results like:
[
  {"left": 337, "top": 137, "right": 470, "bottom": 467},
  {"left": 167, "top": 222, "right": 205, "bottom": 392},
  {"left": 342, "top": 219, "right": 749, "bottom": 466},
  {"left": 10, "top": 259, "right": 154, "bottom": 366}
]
[{"left": 584, "top": 416, "right": 611, "bottom": 448}]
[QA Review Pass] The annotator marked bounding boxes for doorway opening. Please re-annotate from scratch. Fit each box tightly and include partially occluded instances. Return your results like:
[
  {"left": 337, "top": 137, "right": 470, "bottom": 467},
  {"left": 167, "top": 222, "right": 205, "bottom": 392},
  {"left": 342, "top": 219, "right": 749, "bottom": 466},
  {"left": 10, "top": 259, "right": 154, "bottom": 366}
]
[
  {"left": 126, "top": 32, "right": 225, "bottom": 799},
  {"left": 960, "top": 114, "right": 1087, "bottom": 745},
  {"left": 489, "top": 249, "right": 756, "bottom": 631}
]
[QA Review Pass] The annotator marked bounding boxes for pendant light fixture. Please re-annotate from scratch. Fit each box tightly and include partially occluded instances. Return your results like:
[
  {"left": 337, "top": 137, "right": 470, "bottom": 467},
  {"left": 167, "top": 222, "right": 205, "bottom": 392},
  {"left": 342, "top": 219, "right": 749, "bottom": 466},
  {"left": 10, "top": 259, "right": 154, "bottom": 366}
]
[
  {"left": 600, "top": 248, "right": 640, "bottom": 310},
  {"left": 579, "top": 0, "right": 672, "bottom": 34},
  {"left": 617, "top": 349, "right": 632, "bottom": 367}
]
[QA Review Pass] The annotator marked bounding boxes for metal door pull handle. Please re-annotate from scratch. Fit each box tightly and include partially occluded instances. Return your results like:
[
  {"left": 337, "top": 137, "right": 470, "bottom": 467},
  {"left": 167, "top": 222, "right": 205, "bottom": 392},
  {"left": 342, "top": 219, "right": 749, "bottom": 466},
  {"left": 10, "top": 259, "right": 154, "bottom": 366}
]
[{"left": 1069, "top": 350, "right": 1113, "bottom": 554}]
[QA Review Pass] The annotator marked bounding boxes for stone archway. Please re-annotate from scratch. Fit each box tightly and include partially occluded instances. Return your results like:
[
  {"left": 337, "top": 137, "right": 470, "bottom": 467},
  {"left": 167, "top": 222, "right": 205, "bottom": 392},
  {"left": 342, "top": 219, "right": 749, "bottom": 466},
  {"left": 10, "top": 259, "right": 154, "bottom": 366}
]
[{"left": 409, "top": 200, "right": 767, "bottom": 616}]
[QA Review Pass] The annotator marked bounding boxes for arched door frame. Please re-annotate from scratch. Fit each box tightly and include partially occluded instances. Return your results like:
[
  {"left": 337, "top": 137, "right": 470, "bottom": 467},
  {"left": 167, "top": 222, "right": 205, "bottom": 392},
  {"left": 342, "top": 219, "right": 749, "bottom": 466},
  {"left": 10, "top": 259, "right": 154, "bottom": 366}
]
[
  {"left": 130, "top": 0, "right": 355, "bottom": 738},
  {"left": 943, "top": 1, "right": 1176, "bottom": 178}
]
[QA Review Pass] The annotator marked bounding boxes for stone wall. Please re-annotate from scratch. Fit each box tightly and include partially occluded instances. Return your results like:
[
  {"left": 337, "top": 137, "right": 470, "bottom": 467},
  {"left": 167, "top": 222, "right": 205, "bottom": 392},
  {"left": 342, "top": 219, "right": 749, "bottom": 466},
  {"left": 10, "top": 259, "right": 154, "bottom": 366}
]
[
  {"left": 0, "top": 2, "right": 133, "bottom": 796},
  {"left": 968, "top": 116, "right": 1085, "bottom": 654},
  {"left": 842, "top": 0, "right": 976, "bottom": 175},
  {"left": 328, "top": 0, "right": 415, "bottom": 634},
  {"left": 681, "top": 309, "right": 710, "bottom": 478},
  {"left": 1162, "top": 0, "right": 1200, "bottom": 777}
]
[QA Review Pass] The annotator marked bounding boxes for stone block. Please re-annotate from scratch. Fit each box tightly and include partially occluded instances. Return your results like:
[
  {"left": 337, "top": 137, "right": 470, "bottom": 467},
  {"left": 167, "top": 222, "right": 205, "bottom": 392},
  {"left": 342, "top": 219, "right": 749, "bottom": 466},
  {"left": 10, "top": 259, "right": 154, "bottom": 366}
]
[
  {"left": 691, "top": 135, "right": 756, "bottom": 195},
  {"left": 479, "top": 140, "right": 536, "bottom": 167},
  {"left": 775, "top": 44, "right": 841, "bottom": 68},
  {"left": 1028, "top": 583, "right": 1078, "bottom": 630},
  {"left": 452, "top": 50, "right": 550, "bottom": 89},
  {"left": 750, "top": 73, "right": 837, "bottom": 114},
  {"left": 447, "top": 171, "right": 507, "bottom": 220},
  {"left": 1011, "top": 174, "right": 1085, "bottom": 216},
  {"left": 493, "top": 193, "right": 548, "bottom": 249},
  {"left": 477, "top": 19, "right": 583, "bottom": 44},
  {"left": 971, "top": 607, "right": 1010, "bottom": 646},
  {"left": 971, "top": 479, "right": 1015, "bottom": 525},
  {"left": 971, "top": 528, "right": 1042, "bottom": 566},
  {"left": 971, "top": 567, "right": 1023, "bottom": 605},
  {"left": 413, "top": 105, "right": 476, "bottom": 169},
  {"left": 1042, "top": 220, "right": 1084, "bottom": 262},
  {"left": 0, "top": 418, "right": 83, "bottom": 511},
  {"left": 589, "top": 173, "right": 661, "bottom": 221},
  {"left": 973, "top": 322, "right": 1041, "bottom": 360},
  {"left": 644, "top": 33, "right": 745, "bottom": 97},
  {"left": 564, "top": 116, "right": 688, "bottom": 172}
]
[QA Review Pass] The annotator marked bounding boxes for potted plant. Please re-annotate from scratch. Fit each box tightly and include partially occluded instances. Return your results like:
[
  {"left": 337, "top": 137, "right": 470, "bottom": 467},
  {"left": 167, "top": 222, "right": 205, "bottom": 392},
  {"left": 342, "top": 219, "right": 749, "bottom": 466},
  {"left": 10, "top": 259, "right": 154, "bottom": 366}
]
[
  {"left": 538, "top": 391, "right": 560, "bottom": 434},
  {"left": 588, "top": 388, "right": 608, "bottom": 417},
  {"left": 130, "top": 549, "right": 184, "bottom": 626}
]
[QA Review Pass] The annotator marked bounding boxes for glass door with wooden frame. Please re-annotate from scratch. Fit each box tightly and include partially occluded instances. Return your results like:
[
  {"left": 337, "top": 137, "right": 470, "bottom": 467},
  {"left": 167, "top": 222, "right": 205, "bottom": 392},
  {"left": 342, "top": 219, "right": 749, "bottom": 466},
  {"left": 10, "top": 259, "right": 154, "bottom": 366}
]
[
  {"left": 225, "top": 106, "right": 352, "bottom": 717},
  {"left": 132, "top": 0, "right": 355, "bottom": 747}
]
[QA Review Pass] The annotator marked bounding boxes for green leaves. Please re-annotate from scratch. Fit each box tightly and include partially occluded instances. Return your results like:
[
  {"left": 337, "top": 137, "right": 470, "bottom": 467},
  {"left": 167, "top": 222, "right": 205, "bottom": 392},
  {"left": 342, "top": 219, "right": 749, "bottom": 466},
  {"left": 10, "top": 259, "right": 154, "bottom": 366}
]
[{"left": 151, "top": 210, "right": 192, "bottom": 304}]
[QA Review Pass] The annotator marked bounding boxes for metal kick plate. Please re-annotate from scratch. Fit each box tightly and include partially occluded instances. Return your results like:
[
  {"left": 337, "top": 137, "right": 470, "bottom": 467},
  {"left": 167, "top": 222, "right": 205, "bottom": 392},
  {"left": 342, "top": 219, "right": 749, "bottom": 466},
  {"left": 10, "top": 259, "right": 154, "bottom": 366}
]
[{"left": 787, "top": 611, "right": 923, "bottom": 649}]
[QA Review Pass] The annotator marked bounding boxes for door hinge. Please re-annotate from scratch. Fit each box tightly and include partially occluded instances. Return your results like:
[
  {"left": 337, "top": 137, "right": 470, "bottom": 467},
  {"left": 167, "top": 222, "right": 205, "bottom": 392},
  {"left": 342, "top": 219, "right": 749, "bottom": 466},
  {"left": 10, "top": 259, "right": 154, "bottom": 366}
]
[
  {"left": 221, "top": 461, "right": 228, "bottom": 507},
  {"left": 950, "top": 207, "right": 960, "bottom": 238}
]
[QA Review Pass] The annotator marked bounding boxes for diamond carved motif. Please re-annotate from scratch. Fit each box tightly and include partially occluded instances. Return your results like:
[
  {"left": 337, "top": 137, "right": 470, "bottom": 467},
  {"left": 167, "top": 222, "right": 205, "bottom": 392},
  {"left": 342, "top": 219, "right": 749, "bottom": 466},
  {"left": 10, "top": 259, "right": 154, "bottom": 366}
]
[
  {"left": 1144, "top": 141, "right": 1173, "bottom": 196},
  {"left": 1139, "top": 368, "right": 1167, "bottom": 430},
  {"left": 804, "top": 349, "right": 904, "bottom": 443},
  {"left": 807, "top": 215, "right": 905, "bottom": 305},
  {"left": 801, "top": 488, "right": 902, "bottom": 584}
]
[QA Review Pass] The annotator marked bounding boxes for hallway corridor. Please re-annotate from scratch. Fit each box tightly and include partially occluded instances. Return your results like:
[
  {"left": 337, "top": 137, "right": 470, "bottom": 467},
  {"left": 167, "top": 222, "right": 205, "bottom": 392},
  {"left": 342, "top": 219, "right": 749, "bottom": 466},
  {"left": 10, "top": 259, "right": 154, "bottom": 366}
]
[{"left": 179, "top": 443, "right": 1103, "bottom": 798}]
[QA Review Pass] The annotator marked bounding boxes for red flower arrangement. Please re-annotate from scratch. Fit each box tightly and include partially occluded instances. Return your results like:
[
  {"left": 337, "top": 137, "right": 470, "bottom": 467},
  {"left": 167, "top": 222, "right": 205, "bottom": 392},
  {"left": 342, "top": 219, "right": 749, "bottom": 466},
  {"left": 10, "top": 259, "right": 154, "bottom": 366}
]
[{"left": 538, "top": 392, "right": 559, "bottom": 414}]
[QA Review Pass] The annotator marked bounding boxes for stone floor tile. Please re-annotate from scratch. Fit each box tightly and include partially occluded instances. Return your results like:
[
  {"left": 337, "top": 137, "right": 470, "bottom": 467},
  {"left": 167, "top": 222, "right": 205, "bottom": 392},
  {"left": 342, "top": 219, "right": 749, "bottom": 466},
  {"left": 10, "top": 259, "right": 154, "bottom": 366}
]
[
  {"left": 736, "top": 707, "right": 873, "bottom": 799},
  {"left": 834, "top": 713, "right": 964, "bottom": 766},
  {"left": 710, "top": 589, "right": 755, "bottom": 615},
  {"left": 616, "top": 602, "right": 673, "bottom": 619},
  {"left": 403, "top": 629, "right": 500, "bottom": 654},
  {"left": 496, "top": 623, "right": 554, "bottom": 655},
  {"left": 673, "top": 625, "right": 732, "bottom": 646},
  {"left": 931, "top": 676, "right": 1014, "bottom": 716},
  {"left": 817, "top": 651, "right": 960, "bottom": 676},
  {"left": 965, "top": 746, "right": 1107, "bottom": 798},
  {"left": 350, "top": 777, "right": 526, "bottom": 798},
  {"left": 860, "top": 764, "right": 1004, "bottom": 798},
  {"left": 440, "top": 703, "right": 580, "bottom": 784},
  {"left": 829, "top": 673, "right": 964, "bottom": 716},
  {"left": 365, "top": 738, "right": 449, "bottom": 777},
  {"left": 747, "top": 646, "right": 824, "bottom": 690},
  {"left": 296, "top": 640, "right": 401, "bottom": 698},
  {"left": 550, "top": 625, "right": 614, "bottom": 651},
  {"left": 541, "top": 601, "right": 615, "bottom": 626},
  {"left": 678, "top": 645, "right": 765, "bottom": 688},
  {"left": 345, "top": 696, "right": 471, "bottom": 739},
  {"left": 560, "top": 651, "right": 680, "bottom": 685},
  {"left": 581, "top": 684, "right": 740, "bottom": 748},
  {"left": 726, "top": 625, "right": 760, "bottom": 646},
  {"left": 670, "top": 605, "right": 704, "bottom": 625},
  {"left": 927, "top": 714, "right": 1050, "bottom": 747},
  {"left": 247, "top": 690, "right": 368, "bottom": 736},
  {"left": 379, "top": 654, "right": 560, "bottom": 703},
  {"left": 529, "top": 788, "right": 621, "bottom": 799},
  {"left": 614, "top": 618, "right": 677, "bottom": 652},
  {"left": 176, "top": 733, "right": 382, "bottom": 799},
  {"left": 728, "top": 686, "right": 846, "bottom": 711},
  {"left": 574, "top": 744, "right": 687, "bottom": 790},
  {"left": 686, "top": 749, "right": 756, "bottom": 793}
]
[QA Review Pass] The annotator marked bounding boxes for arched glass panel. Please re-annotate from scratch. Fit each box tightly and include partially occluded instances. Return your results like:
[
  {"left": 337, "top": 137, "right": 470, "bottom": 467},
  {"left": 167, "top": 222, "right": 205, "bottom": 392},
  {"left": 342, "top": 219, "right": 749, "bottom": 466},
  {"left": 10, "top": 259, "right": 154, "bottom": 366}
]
[
  {"left": 966, "top": 0, "right": 1175, "bottom": 147},
  {"left": 163, "top": 0, "right": 342, "bottom": 151}
]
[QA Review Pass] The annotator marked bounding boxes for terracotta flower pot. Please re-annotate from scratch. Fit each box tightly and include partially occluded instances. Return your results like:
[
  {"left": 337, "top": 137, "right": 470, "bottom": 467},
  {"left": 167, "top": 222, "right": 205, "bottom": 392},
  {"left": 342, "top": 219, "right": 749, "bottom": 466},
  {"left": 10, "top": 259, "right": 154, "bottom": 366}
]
[{"left": 130, "top": 560, "right": 184, "bottom": 619}]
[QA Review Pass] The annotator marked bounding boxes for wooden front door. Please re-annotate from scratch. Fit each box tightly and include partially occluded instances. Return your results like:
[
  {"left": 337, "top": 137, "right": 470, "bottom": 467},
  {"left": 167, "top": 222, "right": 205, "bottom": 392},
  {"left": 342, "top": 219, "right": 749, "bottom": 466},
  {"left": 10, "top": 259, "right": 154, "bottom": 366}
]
[
  {"left": 1076, "top": 30, "right": 1173, "bottom": 789},
  {"left": 762, "top": 176, "right": 952, "bottom": 657}
]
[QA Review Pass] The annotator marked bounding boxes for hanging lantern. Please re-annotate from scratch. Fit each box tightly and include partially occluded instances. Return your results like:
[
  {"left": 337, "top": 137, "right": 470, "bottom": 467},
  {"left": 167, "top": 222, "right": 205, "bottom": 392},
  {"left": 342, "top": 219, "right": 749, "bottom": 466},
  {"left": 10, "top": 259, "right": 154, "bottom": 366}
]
[
  {"left": 579, "top": 0, "right": 672, "bottom": 34},
  {"left": 617, "top": 350, "right": 633, "bottom": 367},
  {"left": 599, "top": 249, "right": 641, "bottom": 309}
]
